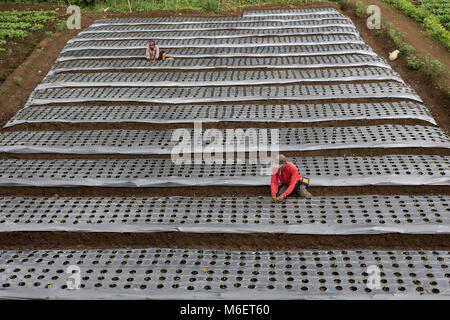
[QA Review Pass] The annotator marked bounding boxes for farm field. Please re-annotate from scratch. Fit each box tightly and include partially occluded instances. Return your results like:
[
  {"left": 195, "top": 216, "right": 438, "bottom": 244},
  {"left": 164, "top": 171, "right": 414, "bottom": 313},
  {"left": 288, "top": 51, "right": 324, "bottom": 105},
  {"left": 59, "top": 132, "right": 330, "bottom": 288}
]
[
  {"left": 419, "top": 0, "right": 450, "bottom": 29},
  {"left": 0, "top": 1, "right": 448, "bottom": 302},
  {"left": 0, "top": 4, "right": 67, "bottom": 83}
]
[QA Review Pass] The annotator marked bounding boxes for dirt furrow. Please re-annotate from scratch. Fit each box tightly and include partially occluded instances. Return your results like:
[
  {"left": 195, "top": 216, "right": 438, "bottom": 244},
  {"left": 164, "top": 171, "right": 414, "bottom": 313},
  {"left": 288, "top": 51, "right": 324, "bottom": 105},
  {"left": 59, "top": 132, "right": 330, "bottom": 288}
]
[
  {"left": 1, "top": 118, "right": 434, "bottom": 132},
  {"left": 0, "top": 185, "right": 448, "bottom": 198},
  {"left": 0, "top": 232, "right": 448, "bottom": 251}
]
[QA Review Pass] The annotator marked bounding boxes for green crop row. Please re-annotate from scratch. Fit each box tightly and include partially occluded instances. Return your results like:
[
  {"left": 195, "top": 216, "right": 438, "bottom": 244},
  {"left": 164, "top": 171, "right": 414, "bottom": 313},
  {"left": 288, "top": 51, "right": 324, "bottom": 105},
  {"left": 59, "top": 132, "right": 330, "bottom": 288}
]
[
  {"left": 0, "top": 10, "right": 58, "bottom": 24},
  {"left": 420, "top": 0, "right": 450, "bottom": 26},
  {"left": 0, "top": 22, "right": 46, "bottom": 30},
  {"left": 0, "top": 9, "right": 58, "bottom": 17},
  {"left": 0, "top": 15, "right": 56, "bottom": 23},
  {"left": 0, "top": 29, "right": 27, "bottom": 40},
  {"left": 0, "top": 10, "right": 60, "bottom": 52},
  {"left": 384, "top": 22, "right": 446, "bottom": 79},
  {"left": 33, "top": 0, "right": 337, "bottom": 13},
  {"left": 0, "top": 22, "right": 32, "bottom": 29},
  {"left": 382, "top": 0, "right": 450, "bottom": 50}
]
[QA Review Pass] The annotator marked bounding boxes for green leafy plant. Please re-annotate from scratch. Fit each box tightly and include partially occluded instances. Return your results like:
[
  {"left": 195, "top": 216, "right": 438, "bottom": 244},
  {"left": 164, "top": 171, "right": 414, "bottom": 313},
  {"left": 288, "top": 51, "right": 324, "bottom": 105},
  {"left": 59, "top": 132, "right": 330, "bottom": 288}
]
[
  {"left": 406, "top": 54, "right": 424, "bottom": 70},
  {"left": 56, "top": 20, "right": 67, "bottom": 32},
  {"left": 0, "top": 29, "right": 27, "bottom": 40},
  {"left": 0, "top": 22, "right": 32, "bottom": 29},
  {"left": 45, "top": 31, "right": 53, "bottom": 37},
  {"left": 399, "top": 43, "right": 414, "bottom": 55},
  {"left": 385, "top": 23, "right": 415, "bottom": 56},
  {"left": 425, "top": 56, "right": 444, "bottom": 79},
  {"left": 356, "top": 1, "right": 368, "bottom": 18},
  {"left": 423, "top": 15, "right": 450, "bottom": 50},
  {"left": 13, "top": 76, "right": 23, "bottom": 85},
  {"left": 420, "top": 0, "right": 450, "bottom": 26},
  {"left": 387, "top": 26, "right": 405, "bottom": 48},
  {"left": 0, "top": 10, "right": 58, "bottom": 24},
  {"left": 30, "top": 23, "right": 44, "bottom": 31}
]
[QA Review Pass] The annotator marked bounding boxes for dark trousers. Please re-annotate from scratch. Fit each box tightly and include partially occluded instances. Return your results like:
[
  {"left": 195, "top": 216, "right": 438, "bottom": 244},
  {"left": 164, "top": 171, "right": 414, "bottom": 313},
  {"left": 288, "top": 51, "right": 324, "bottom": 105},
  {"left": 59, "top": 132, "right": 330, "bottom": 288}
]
[
  {"left": 276, "top": 182, "right": 310, "bottom": 198},
  {"left": 157, "top": 50, "right": 166, "bottom": 60}
]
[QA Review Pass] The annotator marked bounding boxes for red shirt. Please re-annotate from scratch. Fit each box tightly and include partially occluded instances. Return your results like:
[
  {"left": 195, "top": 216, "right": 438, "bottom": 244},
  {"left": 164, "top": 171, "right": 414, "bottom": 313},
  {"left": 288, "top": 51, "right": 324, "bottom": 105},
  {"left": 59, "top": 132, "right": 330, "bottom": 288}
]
[{"left": 271, "top": 162, "right": 302, "bottom": 197}]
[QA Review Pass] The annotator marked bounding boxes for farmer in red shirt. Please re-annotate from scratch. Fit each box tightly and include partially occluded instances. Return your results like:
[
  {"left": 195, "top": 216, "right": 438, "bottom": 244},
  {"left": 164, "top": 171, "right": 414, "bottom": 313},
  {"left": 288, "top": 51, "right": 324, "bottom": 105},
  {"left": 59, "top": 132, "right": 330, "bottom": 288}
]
[{"left": 271, "top": 154, "right": 312, "bottom": 202}]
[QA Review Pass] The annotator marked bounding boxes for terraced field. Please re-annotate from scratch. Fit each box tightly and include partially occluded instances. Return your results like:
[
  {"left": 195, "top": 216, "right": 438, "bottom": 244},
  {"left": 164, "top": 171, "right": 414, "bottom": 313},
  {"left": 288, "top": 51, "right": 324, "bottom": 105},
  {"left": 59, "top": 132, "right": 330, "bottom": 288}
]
[{"left": 0, "top": 7, "right": 448, "bottom": 299}]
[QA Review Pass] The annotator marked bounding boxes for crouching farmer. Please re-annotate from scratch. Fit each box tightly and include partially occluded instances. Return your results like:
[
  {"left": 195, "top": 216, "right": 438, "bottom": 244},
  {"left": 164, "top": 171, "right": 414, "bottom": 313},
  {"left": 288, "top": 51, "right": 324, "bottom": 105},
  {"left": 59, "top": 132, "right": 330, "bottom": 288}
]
[
  {"left": 271, "top": 154, "right": 312, "bottom": 202},
  {"left": 146, "top": 39, "right": 166, "bottom": 63}
]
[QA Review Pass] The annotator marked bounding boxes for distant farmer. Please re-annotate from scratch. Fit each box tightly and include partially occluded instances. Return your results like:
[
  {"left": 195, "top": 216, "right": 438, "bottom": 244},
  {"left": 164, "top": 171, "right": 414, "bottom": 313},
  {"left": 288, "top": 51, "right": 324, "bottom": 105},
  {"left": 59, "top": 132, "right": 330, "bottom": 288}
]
[
  {"left": 146, "top": 39, "right": 166, "bottom": 63},
  {"left": 271, "top": 154, "right": 312, "bottom": 202}
]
